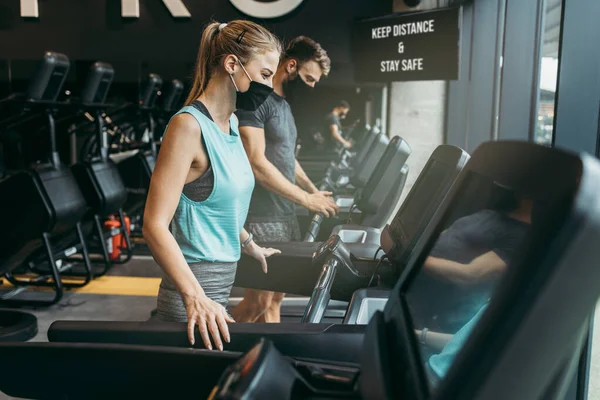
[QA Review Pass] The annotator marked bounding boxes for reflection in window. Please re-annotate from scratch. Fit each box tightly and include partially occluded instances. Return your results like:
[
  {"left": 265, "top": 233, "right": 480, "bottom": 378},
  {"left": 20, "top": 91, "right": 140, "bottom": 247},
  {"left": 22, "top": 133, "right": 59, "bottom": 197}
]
[
  {"left": 405, "top": 174, "right": 534, "bottom": 390},
  {"left": 534, "top": 0, "right": 562, "bottom": 146}
]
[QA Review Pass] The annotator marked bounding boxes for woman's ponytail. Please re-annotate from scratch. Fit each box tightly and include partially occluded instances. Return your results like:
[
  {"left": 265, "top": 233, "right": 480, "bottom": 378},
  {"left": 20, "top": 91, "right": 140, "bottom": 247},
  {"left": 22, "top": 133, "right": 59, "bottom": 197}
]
[{"left": 185, "top": 22, "right": 220, "bottom": 105}]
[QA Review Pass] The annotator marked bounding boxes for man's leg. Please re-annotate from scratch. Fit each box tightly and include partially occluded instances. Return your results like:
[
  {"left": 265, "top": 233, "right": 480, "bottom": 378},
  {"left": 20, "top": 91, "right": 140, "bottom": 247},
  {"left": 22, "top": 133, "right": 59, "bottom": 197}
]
[
  {"left": 260, "top": 218, "right": 301, "bottom": 323},
  {"left": 230, "top": 288, "right": 274, "bottom": 322},
  {"left": 261, "top": 292, "right": 285, "bottom": 323}
]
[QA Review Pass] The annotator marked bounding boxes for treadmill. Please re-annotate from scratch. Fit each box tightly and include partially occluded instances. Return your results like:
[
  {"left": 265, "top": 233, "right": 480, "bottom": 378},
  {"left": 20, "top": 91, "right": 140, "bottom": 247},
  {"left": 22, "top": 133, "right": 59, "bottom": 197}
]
[
  {"left": 302, "top": 124, "right": 373, "bottom": 189},
  {"left": 233, "top": 145, "right": 468, "bottom": 304},
  {"left": 46, "top": 145, "right": 469, "bottom": 364},
  {"left": 300, "top": 135, "right": 412, "bottom": 243},
  {"left": 1, "top": 140, "right": 598, "bottom": 399}
]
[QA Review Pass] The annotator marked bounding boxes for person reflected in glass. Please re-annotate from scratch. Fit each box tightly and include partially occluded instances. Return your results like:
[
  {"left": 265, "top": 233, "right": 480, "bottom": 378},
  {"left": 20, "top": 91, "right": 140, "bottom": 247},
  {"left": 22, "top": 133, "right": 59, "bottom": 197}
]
[
  {"left": 409, "top": 184, "right": 534, "bottom": 332},
  {"left": 423, "top": 186, "right": 533, "bottom": 285}
]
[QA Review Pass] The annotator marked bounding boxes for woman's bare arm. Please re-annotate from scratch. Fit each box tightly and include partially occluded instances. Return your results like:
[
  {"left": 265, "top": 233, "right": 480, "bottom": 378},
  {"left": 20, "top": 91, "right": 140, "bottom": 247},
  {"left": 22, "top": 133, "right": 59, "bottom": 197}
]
[
  {"left": 143, "top": 113, "right": 204, "bottom": 298},
  {"left": 143, "top": 113, "right": 232, "bottom": 350}
]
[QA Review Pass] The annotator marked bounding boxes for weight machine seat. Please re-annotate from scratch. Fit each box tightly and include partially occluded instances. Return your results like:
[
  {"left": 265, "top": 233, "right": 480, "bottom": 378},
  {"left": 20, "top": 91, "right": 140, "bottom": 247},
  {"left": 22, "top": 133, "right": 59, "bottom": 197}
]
[
  {"left": 0, "top": 239, "right": 44, "bottom": 276},
  {"left": 114, "top": 151, "right": 155, "bottom": 190},
  {"left": 0, "top": 310, "right": 38, "bottom": 342},
  {"left": 0, "top": 165, "right": 89, "bottom": 275},
  {"left": 71, "top": 159, "right": 128, "bottom": 217},
  {"left": 48, "top": 320, "right": 366, "bottom": 364}
]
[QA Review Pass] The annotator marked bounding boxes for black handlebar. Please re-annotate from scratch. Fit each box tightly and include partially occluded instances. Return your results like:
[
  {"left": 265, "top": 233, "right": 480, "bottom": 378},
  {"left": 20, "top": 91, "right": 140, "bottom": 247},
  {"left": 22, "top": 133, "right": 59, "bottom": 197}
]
[
  {"left": 301, "top": 257, "right": 339, "bottom": 323},
  {"left": 303, "top": 213, "right": 324, "bottom": 242}
]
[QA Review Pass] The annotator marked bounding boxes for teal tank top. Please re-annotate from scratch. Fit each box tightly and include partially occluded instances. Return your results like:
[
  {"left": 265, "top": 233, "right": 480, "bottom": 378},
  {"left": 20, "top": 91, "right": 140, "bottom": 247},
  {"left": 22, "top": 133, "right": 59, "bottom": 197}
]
[
  {"left": 169, "top": 106, "right": 255, "bottom": 263},
  {"left": 428, "top": 304, "right": 488, "bottom": 380}
]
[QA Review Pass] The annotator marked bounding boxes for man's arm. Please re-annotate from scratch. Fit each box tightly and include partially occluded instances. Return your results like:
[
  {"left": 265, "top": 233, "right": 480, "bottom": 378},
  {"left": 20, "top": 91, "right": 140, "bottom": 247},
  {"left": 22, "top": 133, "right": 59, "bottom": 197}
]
[
  {"left": 415, "top": 329, "right": 453, "bottom": 352},
  {"left": 240, "top": 126, "right": 338, "bottom": 217},
  {"left": 329, "top": 124, "right": 352, "bottom": 148},
  {"left": 423, "top": 251, "right": 507, "bottom": 285},
  {"left": 295, "top": 159, "right": 318, "bottom": 194}
]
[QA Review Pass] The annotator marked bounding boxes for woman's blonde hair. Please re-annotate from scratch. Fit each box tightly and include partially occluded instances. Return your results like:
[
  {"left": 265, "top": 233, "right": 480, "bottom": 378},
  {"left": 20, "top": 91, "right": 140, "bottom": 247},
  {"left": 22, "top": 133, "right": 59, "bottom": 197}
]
[{"left": 185, "top": 20, "right": 282, "bottom": 105}]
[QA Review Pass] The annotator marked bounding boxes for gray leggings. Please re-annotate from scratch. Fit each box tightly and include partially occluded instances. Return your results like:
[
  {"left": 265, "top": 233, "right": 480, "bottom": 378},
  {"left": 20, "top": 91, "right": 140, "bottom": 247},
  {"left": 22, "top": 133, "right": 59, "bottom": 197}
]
[{"left": 155, "top": 261, "right": 236, "bottom": 322}]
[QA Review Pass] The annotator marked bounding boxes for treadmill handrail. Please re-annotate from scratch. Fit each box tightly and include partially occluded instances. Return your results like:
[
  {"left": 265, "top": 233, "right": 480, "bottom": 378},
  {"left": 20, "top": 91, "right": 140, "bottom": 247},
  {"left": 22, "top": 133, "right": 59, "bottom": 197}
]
[
  {"left": 304, "top": 212, "right": 324, "bottom": 242},
  {"left": 302, "top": 257, "right": 340, "bottom": 323}
]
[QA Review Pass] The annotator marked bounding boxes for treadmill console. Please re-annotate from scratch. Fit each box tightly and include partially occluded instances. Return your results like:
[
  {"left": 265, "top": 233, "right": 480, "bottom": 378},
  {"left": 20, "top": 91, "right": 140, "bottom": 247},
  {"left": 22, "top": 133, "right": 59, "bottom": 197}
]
[
  {"left": 209, "top": 339, "right": 298, "bottom": 400},
  {"left": 312, "top": 234, "right": 341, "bottom": 262},
  {"left": 210, "top": 338, "right": 363, "bottom": 399}
]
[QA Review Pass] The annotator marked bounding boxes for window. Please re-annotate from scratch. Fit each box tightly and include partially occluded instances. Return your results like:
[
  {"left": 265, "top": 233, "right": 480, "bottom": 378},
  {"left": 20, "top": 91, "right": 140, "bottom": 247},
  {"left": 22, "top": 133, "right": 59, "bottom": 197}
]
[{"left": 534, "top": 0, "right": 562, "bottom": 146}]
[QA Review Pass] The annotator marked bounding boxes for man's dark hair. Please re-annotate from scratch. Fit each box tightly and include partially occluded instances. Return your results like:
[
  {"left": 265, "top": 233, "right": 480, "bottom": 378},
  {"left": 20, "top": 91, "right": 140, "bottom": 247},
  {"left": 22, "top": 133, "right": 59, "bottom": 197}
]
[
  {"left": 336, "top": 100, "right": 350, "bottom": 109},
  {"left": 284, "top": 36, "right": 331, "bottom": 76}
]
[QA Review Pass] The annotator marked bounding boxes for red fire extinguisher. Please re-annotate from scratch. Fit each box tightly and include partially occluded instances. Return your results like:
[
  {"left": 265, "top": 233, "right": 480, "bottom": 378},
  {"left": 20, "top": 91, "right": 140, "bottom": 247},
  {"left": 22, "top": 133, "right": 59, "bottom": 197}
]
[{"left": 104, "top": 215, "right": 131, "bottom": 261}]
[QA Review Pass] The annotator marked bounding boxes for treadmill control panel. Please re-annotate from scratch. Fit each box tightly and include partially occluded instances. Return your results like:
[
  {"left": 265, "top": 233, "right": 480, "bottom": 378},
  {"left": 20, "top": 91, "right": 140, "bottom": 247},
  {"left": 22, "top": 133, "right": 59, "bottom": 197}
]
[
  {"left": 208, "top": 341, "right": 264, "bottom": 400},
  {"left": 208, "top": 345, "right": 261, "bottom": 399},
  {"left": 208, "top": 339, "right": 297, "bottom": 400},
  {"left": 312, "top": 235, "right": 341, "bottom": 261}
]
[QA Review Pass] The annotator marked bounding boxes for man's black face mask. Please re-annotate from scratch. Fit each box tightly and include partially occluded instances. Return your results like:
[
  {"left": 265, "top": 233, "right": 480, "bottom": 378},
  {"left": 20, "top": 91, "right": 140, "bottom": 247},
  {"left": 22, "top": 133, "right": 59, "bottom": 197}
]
[{"left": 283, "top": 70, "right": 313, "bottom": 105}]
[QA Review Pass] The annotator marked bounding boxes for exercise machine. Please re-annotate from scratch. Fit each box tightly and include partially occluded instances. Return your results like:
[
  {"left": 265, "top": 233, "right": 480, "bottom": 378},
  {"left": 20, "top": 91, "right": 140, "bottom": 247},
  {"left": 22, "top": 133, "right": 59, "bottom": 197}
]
[
  {"left": 0, "top": 52, "right": 93, "bottom": 307},
  {"left": 46, "top": 144, "right": 469, "bottom": 363},
  {"left": 301, "top": 135, "right": 412, "bottom": 242},
  {"left": 2, "top": 141, "right": 597, "bottom": 399}
]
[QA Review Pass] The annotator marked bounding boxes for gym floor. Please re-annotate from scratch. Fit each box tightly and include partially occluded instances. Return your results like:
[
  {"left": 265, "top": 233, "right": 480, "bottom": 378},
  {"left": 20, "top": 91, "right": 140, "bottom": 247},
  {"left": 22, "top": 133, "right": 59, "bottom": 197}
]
[{"left": 1, "top": 255, "right": 599, "bottom": 399}]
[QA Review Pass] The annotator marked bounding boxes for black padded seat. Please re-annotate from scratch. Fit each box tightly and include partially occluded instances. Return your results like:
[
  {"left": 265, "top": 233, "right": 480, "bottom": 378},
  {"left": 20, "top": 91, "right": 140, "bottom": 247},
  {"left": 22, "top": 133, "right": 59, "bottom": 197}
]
[{"left": 0, "top": 309, "right": 38, "bottom": 342}]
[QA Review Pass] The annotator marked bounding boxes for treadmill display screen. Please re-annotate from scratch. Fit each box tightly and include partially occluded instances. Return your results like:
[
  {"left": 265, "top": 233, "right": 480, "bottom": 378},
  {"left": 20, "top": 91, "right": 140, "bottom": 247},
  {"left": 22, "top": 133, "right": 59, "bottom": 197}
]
[
  {"left": 389, "top": 160, "right": 452, "bottom": 256},
  {"left": 403, "top": 171, "right": 536, "bottom": 392}
]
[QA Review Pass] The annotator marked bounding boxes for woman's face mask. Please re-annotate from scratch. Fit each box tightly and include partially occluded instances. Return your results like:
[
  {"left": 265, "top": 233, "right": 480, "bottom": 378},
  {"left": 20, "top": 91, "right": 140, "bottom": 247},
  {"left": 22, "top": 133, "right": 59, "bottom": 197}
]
[{"left": 230, "top": 59, "right": 273, "bottom": 112}]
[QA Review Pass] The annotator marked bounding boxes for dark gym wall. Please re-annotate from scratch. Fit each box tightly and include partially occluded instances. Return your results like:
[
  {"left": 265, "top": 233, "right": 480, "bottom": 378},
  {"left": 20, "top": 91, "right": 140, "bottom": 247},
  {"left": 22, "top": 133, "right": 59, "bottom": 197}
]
[{"left": 0, "top": 0, "right": 390, "bottom": 86}]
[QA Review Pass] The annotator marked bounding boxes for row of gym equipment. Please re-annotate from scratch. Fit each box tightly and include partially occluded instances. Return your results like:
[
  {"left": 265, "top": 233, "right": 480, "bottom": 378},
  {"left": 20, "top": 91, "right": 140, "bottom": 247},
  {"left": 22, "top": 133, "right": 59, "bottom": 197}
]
[
  {"left": 0, "top": 51, "right": 183, "bottom": 307},
  {"left": 0, "top": 49, "right": 418, "bottom": 316}
]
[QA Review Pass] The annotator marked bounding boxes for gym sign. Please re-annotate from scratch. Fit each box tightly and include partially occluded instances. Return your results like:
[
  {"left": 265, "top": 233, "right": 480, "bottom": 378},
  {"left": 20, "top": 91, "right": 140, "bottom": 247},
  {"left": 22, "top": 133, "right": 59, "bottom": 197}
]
[{"left": 20, "top": 0, "right": 304, "bottom": 19}]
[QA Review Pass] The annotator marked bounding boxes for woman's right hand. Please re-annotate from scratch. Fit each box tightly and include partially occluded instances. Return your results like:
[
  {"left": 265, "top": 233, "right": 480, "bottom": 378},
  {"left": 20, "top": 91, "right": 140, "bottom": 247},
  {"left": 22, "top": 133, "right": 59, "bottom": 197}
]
[{"left": 183, "top": 293, "right": 234, "bottom": 351}]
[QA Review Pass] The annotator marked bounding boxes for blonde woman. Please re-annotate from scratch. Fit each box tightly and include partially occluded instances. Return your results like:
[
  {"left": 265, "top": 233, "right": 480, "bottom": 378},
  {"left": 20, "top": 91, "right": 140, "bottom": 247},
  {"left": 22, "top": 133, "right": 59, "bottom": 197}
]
[{"left": 143, "top": 20, "right": 281, "bottom": 351}]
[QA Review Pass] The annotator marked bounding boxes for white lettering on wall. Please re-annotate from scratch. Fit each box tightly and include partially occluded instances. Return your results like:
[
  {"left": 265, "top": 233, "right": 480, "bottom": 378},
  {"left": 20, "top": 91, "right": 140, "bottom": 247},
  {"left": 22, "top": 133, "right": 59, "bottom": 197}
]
[
  {"left": 121, "top": 0, "right": 140, "bottom": 17},
  {"left": 371, "top": 20, "right": 437, "bottom": 40},
  {"left": 20, "top": 0, "right": 302, "bottom": 19},
  {"left": 21, "top": 0, "right": 190, "bottom": 18},
  {"left": 229, "top": 0, "right": 304, "bottom": 18},
  {"left": 20, "top": 0, "right": 39, "bottom": 17},
  {"left": 161, "top": 0, "right": 191, "bottom": 18}
]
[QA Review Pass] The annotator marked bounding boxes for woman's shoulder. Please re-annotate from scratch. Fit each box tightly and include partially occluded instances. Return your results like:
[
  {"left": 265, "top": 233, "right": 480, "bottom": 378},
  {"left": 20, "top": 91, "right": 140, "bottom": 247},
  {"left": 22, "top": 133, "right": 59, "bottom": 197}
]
[{"left": 169, "top": 111, "right": 202, "bottom": 136}]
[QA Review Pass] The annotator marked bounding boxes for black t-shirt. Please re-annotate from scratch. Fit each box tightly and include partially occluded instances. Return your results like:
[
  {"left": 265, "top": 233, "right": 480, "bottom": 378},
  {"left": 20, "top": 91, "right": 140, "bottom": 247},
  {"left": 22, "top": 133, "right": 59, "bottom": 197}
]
[
  {"left": 409, "top": 209, "right": 530, "bottom": 332},
  {"left": 235, "top": 92, "right": 298, "bottom": 222},
  {"left": 429, "top": 209, "right": 528, "bottom": 263},
  {"left": 324, "top": 112, "right": 342, "bottom": 147}
]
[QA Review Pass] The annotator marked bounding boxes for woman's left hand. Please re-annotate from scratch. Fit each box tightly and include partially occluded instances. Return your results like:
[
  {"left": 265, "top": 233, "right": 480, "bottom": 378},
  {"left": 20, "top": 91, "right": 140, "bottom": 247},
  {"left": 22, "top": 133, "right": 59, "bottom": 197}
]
[{"left": 242, "top": 241, "right": 281, "bottom": 273}]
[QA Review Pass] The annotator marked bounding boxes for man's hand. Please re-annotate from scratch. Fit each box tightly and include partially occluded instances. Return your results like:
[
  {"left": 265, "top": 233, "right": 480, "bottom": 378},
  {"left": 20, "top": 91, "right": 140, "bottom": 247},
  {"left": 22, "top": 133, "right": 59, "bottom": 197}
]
[{"left": 303, "top": 191, "right": 339, "bottom": 217}]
